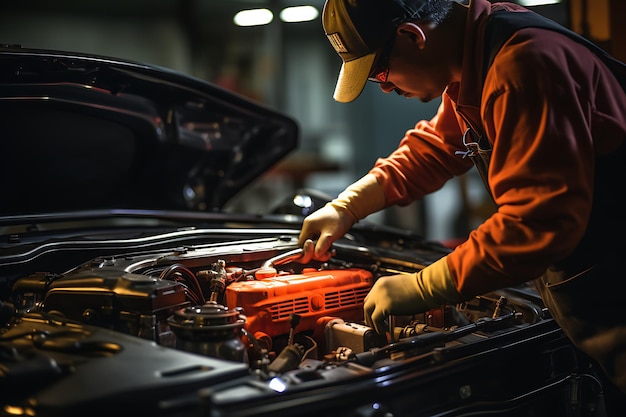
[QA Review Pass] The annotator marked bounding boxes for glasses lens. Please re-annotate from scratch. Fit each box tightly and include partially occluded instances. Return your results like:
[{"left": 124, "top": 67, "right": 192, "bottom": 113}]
[
  {"left": 368, "top": 68, "right": 389, "bottom": 84},
  {"left": 367, "top": 37, "right": 394, "bottom": 84}
]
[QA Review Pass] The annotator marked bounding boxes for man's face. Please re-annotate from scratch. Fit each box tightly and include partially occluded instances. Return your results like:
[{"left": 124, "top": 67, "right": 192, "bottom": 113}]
[{"left": 370, "top": 23, "right": 457, "bottom": 102}]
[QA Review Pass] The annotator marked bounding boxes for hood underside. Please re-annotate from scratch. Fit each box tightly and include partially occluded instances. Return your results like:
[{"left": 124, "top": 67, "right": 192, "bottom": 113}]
[{"left": 0, "top": 45, "right": 299, "bottom": 216}]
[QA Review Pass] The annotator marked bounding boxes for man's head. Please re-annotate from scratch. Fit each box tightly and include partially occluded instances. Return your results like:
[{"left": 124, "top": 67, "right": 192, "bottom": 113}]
[{"left": 322, "top": 0, "right": 453, "bottom": 102}]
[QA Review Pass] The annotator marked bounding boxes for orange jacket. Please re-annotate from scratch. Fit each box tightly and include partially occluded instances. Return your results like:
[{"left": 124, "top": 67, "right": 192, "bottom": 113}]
[{"left": 369, "top": 0, "right": 626, "bottom": 297}]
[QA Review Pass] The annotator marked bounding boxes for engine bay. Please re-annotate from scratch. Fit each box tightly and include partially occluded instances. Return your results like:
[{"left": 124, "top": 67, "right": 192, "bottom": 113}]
[
  {"left": 6, "top": 235, "right": 542, "bottom": 367},
  {"left": 1, "top": 233, "right": 559, "bottom": 415}
]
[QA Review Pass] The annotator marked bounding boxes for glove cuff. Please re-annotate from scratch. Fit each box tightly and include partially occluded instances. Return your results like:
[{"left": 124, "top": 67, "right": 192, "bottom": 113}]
[
  {"left": 416, "top": 256, "right": 463, "bottom": 308},
  {"left": 329, "top": 174, "right": 386, "bottom": 222}
]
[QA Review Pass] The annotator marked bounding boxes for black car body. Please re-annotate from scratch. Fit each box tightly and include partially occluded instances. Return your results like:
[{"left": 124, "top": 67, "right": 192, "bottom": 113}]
[{"left": 0, "top": 45, "right": 610, "bottom": 417}]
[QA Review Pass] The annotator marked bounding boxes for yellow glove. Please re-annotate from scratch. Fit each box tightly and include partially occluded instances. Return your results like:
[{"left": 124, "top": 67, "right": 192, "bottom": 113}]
[
  {"left": 363, "top": 256, "right": 463, "bottom": 335},
  {"left": 298, "top": 174, "right": 386, "bottom": 260}
]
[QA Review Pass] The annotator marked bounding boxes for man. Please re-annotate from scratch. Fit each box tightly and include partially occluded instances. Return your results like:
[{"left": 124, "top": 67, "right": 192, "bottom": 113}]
[{"left": 298, "top": 0, "right": 626, "bottom": 403}]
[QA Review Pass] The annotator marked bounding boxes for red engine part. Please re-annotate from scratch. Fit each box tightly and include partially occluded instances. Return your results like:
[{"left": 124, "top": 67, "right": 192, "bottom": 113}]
[{"left": 225, "top": 268, "right": 373, "bottom": 339}]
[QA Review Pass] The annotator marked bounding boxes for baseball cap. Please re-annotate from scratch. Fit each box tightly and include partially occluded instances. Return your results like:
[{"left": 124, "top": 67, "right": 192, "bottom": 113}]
[{"left": 322, "top": 0, "right": 430, "bottom": 102}]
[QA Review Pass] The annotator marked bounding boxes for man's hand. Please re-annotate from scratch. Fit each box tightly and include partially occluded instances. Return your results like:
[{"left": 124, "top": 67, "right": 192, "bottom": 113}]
[
  {"left": 298, "top": 204, "right": 354, "bottom": 261},
  {"left": 363, "top": 256, "right": 464, "bottom": 335},
  {"left": 298, "top": 238, "right": 336, "bottom": 264},
  {"left": 298, "top": 174, "right": 386, "bottom": 261}
]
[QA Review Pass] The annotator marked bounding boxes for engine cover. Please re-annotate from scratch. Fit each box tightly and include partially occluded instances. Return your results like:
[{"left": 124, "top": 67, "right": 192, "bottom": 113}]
[{"left": 225, "top": 268, "right": 373, "bottom": 338}]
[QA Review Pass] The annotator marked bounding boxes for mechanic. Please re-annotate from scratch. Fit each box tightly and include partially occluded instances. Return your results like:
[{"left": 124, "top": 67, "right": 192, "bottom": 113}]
[{"left": 298, "top": 0, "right": 626, "bottom": 407}]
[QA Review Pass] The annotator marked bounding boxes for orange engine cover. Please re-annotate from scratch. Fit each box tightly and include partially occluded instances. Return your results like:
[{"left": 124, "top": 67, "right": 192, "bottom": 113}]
[{"left": 225, "top": 268, "right": 373, "bottom": 338}]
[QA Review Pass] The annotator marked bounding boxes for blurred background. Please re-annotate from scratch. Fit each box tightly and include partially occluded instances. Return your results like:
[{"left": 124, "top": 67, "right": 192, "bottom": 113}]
[{"left": 2, "top": 0, "right": 623, "bottom": 246}]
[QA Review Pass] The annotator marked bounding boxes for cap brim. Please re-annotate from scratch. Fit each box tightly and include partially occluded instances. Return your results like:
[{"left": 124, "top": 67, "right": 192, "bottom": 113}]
[{"left": 333, "top": 52, "right": 376, "bottom": 103}]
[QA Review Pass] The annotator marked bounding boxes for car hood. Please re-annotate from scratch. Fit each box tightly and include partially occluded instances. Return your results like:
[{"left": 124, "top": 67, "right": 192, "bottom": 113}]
[{"left": 0, "top": 45, "right": 299, "bottom": 216}]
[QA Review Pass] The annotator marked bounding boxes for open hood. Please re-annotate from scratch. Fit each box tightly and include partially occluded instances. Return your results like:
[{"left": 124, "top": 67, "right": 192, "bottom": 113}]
[{"left": 0, "top": 45, "right": 299, "bottom": 215}]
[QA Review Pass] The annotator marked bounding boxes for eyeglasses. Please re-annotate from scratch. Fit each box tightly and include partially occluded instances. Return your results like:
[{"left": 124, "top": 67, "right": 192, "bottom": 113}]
[{"left": 367, "top": 36, "right": 395, "bottom": 84}]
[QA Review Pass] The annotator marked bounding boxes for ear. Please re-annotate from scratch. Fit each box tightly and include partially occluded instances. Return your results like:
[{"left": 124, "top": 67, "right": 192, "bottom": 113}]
[{"left": 396, "top": 22, "right": 426, "bottom": 49}]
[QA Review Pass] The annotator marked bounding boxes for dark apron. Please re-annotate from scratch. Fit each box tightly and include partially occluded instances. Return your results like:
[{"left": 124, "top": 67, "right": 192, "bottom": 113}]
[
  {"left": 470, "top": 8, "right": 626, "bottom": 397},
  {"left": 463, "top": 124, "right": 626, "bottom": 393},
  {"left": 535, "top": 141, "right": 626, "bottom": 394}
]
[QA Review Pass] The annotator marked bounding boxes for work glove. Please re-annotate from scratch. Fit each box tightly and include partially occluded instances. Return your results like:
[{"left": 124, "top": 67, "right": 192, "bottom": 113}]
[
  {"left": 298, "top": 174, "right": 386, "bottom": 260},
  {"left": 363, "top": 256, "right": 463, "bottom": 335}
]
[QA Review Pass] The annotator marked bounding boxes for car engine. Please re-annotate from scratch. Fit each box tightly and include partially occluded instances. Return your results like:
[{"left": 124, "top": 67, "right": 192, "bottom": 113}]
[
  {"left": 6, "top": 234, "right": 538, "bottom": 367},
  {"left": 1, "top": 233, "right": 602, "bottom": 416}
]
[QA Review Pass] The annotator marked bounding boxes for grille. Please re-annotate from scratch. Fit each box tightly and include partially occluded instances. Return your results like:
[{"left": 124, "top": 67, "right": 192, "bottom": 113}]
[
  {"left": 268, "top": 287, "right": 369, "bottom": 320},
  {"left": 325, "top": 287, "right": 369, "bottom": 309},
  {"left": 270, "top": 297, "right": 309, "bottom": 320}
]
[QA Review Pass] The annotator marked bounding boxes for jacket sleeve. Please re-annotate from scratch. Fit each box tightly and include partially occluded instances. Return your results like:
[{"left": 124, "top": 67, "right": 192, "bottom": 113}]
[{"left": 368, "top": 93, "right": 475, "bottom": 207}]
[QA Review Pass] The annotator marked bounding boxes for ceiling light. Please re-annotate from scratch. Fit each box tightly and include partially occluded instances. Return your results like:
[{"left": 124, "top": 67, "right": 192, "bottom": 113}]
[
  {"left": 518, "top": 0, "right": 561, "bottom": 5},
  {"left": 280, "top": 6, "right": 319, "bottom": 23},
  {"left": 234, "top": 9, "right": 274, "bottom": 27}
]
